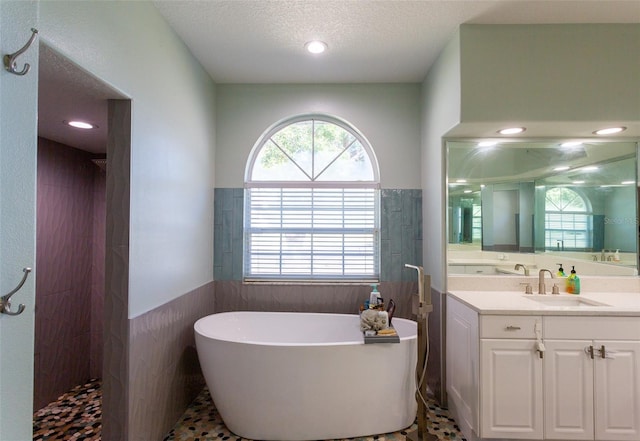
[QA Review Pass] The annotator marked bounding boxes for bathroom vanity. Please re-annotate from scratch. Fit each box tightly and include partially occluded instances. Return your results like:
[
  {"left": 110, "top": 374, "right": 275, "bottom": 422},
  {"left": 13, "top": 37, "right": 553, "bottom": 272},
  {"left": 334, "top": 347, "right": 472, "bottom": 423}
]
[{"left": 446, "top": 290, "right": 640, "bottom": 441}]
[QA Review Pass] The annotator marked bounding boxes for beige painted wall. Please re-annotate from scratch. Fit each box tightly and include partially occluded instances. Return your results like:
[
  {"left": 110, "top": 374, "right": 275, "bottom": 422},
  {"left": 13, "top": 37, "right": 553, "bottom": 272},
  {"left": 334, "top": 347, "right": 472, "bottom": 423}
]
[
  {"left": 39, "top": 1, "right": 217, "bottom": 317},
  {"left": 460, "top": 24, "right": 640, "bottom": 125},
  {"left": 215, "top": 83, "right": 422, "bottom": 189}
]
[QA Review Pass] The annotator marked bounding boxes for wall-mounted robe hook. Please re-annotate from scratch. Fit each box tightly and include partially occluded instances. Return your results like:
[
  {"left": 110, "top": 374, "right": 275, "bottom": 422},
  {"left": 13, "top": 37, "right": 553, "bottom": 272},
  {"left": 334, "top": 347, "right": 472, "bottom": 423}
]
[
  {"left": 0, "top": 267, "right": 31, "bottom": 316},
  {"left": 3, "top": 28, "right": 38, "bottom": 76}
]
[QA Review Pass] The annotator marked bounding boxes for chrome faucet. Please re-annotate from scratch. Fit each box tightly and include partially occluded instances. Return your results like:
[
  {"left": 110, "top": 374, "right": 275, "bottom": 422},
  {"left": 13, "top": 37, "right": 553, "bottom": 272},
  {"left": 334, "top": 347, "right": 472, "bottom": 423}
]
[
  {"left": 514, "top": 263, "right": 530, "bottom": 276},
  {"left": 538, "top": 269, "right": 554, "bottom": 295}
]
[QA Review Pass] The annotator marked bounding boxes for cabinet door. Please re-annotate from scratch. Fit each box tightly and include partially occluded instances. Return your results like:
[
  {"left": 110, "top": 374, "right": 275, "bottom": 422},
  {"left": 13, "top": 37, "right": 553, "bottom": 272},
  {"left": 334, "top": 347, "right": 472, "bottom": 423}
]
[
  {"left": 594, "top": 340, "right": 640, "bottom": 441},
  {"left": 480, "top": 339, "right": 543, "bottom": 439},
  {"left": 446, "top": 296, "right": 479, "bottom": 436},
  {"left": 544, "top": 340, "right": 594, "bottom": 440}
]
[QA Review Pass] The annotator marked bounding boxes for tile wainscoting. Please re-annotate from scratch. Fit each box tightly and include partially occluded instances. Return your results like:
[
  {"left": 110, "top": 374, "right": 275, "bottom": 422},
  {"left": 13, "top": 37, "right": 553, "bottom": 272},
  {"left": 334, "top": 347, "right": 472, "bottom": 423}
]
[{"left": 127, "top": 281, "right": 215, "bottom": 441}]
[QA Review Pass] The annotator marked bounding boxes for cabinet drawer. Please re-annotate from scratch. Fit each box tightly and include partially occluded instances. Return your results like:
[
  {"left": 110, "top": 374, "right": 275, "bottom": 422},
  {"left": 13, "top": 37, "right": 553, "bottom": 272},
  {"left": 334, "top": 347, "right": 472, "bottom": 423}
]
[
  {"left": 480, "top": 315, "right": 542, "bottom": 339},
  {"left": 545, "top": 316, "right": 640, "bottom": 340}
]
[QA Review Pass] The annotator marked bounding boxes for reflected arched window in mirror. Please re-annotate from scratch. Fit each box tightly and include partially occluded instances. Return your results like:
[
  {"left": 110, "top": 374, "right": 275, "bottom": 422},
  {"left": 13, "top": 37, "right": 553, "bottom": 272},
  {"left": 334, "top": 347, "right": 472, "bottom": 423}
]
[
  {"left": 244, "top": 115, "right": 380, "bottom": 281},
  {"left": 545, "top": 187, "right": 592, "bottom": 250}
]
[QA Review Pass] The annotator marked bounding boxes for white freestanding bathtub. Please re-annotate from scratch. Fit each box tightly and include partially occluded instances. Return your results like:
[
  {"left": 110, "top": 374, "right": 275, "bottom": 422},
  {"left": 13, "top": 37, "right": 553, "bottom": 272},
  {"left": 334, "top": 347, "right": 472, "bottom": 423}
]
[{"left": 194, "top": 311, "right": 417, "bottom": 440}]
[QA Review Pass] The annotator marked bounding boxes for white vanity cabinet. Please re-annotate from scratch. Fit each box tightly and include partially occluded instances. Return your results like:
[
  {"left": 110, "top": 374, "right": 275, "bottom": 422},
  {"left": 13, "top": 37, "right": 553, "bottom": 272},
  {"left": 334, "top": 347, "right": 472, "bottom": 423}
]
[
  {"left": 446, "top": 298, "right": 543, "bottom": 440},
  {"left": 479, "top": 316, "right": 544, "bottom": 439},
  {"left": 446, "top": 294, "right": 640, "bottom": 441},
  {"left": 544, "top": 317, "right": 640, "bottom": 441}
]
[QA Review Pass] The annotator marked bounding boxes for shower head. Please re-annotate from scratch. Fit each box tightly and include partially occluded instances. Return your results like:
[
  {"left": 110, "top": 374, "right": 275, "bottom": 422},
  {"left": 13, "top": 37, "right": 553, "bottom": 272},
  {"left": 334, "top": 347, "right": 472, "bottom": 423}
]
[{"left": 91, "top": 158, "right": 106, "bottom": 172}]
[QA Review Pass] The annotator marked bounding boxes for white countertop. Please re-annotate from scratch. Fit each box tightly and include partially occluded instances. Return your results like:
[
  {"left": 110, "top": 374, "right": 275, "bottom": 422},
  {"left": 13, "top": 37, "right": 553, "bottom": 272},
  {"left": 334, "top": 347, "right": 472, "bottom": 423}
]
[{"left": 447, "top": 290, "right": 640, "bottom": 316}]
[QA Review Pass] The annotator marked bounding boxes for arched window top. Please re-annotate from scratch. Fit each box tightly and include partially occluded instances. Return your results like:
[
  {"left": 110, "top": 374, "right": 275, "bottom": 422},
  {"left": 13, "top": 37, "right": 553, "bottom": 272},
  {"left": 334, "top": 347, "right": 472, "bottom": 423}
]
[
  {"left": 545, "top": 187, "right": 589, "bottom": 212},
  {"left": 246, "top": 114, "right": 379, "bottom": 186}
]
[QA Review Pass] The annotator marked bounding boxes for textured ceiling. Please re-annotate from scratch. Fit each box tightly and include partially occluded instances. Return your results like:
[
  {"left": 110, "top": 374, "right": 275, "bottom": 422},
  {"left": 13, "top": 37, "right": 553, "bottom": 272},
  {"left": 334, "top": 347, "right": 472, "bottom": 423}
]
[
  {"left": 153, "top": 0, "right": 640, "bottom": 83},
  {"left": 38, "top": 0, "right": 640, "bottom": 153},
  {"left": 38, "top": 43, "right": 124, "bottom": 153}
]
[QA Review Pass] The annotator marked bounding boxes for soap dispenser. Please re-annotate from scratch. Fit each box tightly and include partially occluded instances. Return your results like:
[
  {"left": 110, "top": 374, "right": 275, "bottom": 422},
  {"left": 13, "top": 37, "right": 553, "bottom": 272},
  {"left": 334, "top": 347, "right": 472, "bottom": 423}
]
[
  {"left": 566, "top": 266, "right": 581, "bottom": 294},
  {"left": 556, "top": 263, "right": 566, "bottom": 277},
  {"left": 614, "top": 249, "right": 621, "bottom": 262}
]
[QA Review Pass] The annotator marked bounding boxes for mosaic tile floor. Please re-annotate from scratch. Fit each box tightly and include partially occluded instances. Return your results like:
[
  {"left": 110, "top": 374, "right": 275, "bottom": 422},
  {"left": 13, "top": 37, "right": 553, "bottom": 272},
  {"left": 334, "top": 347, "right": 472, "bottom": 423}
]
[
  {"left": 32, "top": 380, "right": 466, "bottom": 441},
  {"left": 33, "top": 379, "right": 102, "bottom": 441},
  {"left": 164, "top": 387, "right": 466, "bottom": 441}
]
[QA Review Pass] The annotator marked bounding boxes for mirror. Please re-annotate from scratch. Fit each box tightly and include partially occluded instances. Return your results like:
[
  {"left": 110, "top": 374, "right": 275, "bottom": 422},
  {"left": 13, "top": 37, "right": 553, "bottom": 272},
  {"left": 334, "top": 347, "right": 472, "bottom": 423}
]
[{"left": 447, "top": 140, "right": 639, "bottom": 276}]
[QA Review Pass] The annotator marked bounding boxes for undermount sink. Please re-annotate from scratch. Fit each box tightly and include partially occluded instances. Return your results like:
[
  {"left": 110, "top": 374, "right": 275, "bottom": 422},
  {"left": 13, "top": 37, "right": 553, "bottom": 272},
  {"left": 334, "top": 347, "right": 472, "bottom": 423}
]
[{"left": 523, "top": 295, "right": 611, "bottom": 307}]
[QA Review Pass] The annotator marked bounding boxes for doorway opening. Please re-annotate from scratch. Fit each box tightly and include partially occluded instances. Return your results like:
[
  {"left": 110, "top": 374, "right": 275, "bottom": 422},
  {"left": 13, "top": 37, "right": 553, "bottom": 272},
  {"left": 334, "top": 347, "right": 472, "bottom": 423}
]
[{"left": 34, "top": 42, "right": 131, "bottom": 440}]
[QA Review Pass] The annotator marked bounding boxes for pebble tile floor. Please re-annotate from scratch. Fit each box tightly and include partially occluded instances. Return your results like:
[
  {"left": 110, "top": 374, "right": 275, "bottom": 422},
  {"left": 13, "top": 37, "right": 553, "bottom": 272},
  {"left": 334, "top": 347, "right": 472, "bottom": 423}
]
[
  {"left": 33, "top": 380, "right": 466, "bottom": 441},
  {"left": 33, "top": 379, "right": 102, "bottom": 441}
]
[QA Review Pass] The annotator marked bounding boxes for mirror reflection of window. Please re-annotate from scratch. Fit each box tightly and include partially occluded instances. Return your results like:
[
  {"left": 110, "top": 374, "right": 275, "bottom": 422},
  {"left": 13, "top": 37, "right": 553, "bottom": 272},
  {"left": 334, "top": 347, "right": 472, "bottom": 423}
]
[{"left": 544, "top": 187, "right": 591, "bottom": 250}]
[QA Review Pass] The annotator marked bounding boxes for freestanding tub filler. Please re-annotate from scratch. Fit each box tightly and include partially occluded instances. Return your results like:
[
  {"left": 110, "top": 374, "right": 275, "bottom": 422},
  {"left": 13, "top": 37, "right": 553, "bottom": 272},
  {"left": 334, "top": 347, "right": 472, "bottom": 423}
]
[{"left": 194, "top": 311, "right": 417, "bottom": 440}]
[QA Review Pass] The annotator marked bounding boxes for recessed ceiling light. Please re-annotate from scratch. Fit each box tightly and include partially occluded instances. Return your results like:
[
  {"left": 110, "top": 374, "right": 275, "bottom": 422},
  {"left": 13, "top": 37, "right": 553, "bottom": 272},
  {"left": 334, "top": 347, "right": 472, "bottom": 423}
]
[
  {"left": 594, "top": 126, "right": 626, "bottom": 135},
  {"left": 65, "top": 120, "right": 97, "bottom": 129},
  {"left": 561, "top": 141, "right": 583, "bottom": 148},
  {"left": 305, "top": 40, "right": 327, "bottom": 54},
  {"left": 478, "top": 141, "right": 497, "bottom": 147},
  {"left": 553, "top": 166, "right": 570, "bottom": 171},
  {"left": 497, "top": 127, "right": 525, "bottom": 135}
]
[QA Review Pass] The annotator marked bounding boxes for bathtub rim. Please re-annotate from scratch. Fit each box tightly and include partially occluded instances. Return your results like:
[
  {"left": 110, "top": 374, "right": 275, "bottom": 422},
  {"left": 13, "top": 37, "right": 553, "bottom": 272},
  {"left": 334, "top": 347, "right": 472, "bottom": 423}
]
[{"left": 194, "top": 311, "right": 417, "bottom": 347}]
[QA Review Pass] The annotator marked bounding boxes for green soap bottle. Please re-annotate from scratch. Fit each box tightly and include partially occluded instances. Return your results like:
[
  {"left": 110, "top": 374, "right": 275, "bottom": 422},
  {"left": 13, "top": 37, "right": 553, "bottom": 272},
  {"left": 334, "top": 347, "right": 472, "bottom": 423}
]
[
  {"left": 566, "top": 266, "right": 581, "bottom": 294},
  {"left": 556, "top": 263, "right": 565, "bottom": 277}
]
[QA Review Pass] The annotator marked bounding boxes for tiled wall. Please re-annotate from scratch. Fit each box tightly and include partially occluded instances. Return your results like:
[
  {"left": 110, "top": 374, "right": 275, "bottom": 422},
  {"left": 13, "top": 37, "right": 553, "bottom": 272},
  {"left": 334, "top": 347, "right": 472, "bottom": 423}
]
[
  {"left": 213, "top": 188, "right": 422, "bottom": 281},
  {"left": 380, "top": 189, "right": 423, "bottom": 280},
  {"left": 91, "top": 168, "right": 106, "bottom": 378},
  {"left": 128, "top": 282, "right": 215, "bottom": 441},
  {"left": 34, "top": 138, "right": 106, "bottom": 410},
  {"left": 213, "top": 188, "right": 244, "bottom": 280},
  {"left": 102, "top": 100, "right": 130, "bottom": 441}
]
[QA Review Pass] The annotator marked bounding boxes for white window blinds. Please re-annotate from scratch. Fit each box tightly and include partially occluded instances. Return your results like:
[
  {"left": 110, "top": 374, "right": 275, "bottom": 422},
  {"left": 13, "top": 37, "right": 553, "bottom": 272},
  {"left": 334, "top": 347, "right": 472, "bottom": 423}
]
[{"left": 245, "top": 187, "right": 379, "bottom": 280}]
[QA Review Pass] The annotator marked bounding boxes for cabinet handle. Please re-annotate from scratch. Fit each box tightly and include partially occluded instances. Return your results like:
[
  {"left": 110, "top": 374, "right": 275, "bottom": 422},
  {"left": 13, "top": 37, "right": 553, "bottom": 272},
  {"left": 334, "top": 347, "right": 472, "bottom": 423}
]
[
  {"left": 585, "top": 345, "right": 595, "bottom": 359},
  {"left": 505, "top": 325, "right": 521, "bottom": 331},
  {"left": 536, "top": 340, "right": 545, "bottom": 358},
  {"left": 600, "top": 345, "right": 606, "bottom": 359}
]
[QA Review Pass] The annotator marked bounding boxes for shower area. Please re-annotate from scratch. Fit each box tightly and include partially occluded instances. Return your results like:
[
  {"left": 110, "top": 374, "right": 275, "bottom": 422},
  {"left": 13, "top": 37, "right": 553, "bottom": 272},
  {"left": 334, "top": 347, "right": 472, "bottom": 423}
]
[{"left": 33, "top": 137, "right": 106, "bottom": 413}]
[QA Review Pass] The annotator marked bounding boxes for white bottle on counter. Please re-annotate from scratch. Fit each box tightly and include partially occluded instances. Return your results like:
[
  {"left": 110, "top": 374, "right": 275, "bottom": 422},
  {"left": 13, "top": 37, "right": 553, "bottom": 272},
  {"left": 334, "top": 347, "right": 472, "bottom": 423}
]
[{"left": 369, "top": 284, "right": 381, "bottom": 307}]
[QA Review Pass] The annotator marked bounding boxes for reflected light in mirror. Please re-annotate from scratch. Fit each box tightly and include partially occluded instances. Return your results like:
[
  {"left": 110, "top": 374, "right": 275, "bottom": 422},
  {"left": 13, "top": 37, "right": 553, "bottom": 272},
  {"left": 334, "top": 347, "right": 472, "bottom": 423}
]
[
  {"left": 447, "top": 139, "right": 639, "bottom": 277},
  {"left": 594, "top": 127, "right": 627, "bottom": 135},
  {"left": 498, "top": 127, "right": 526, "bottom": 135}
]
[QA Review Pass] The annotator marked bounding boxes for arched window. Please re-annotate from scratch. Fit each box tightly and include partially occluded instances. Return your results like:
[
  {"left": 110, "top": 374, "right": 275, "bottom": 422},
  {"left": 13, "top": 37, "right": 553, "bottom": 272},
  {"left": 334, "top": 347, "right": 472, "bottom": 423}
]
[
  {"left": 244, "top": 115, "right": 380, "bottom": 281},
  {"left": 545, "top": 187, "right": 592, "bottom": 250}
]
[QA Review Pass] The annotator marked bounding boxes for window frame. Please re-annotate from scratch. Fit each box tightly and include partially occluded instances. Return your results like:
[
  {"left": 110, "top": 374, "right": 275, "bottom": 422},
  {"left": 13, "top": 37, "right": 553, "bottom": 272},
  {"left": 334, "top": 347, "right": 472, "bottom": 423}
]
[
  {"left": 244, "top": 114, "right": 381, "bottom": 283},
  {"left": 544, "top": 187, "right": 593, "bottom": 251}
]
